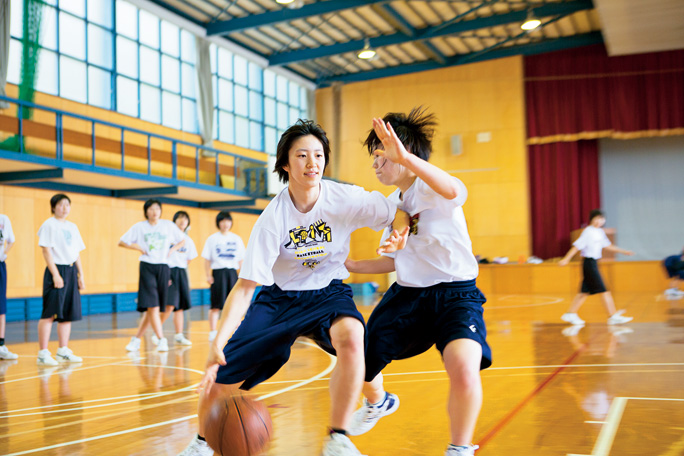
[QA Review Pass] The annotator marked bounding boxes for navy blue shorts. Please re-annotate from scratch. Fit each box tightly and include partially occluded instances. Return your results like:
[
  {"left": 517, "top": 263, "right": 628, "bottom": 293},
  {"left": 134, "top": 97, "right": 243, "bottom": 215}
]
[
  {"left": 210, "top": 268, "right": 238, "bottom": 310},
  {"left": 364, "top": 279, "right": 492, "bottom": 382},
  {"left": 0, "top": 261, "right": 7, "bottom": 315},
  {"left": 581, "top": 258, "right": 607, "bottom": 295},
  {"left": 137, "top": 262, "right": 170, "bottom": 312},
  {"left": 663, "top": 255, "right": 684, "bottom": 279},
  {"left": 216, "top": 279, "right": 365, "bottom": 390},
  {"left": 42, "top": 265, "right": 82, "bottom": 322}
]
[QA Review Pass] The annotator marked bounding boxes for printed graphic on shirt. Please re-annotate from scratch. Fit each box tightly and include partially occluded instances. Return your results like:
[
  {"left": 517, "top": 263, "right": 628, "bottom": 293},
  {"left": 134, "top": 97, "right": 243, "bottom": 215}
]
[
  {"left": 215, "top": 241, "right": 239, "bottom": 259},
  {"left": 144, "top": 232, "right": 166, "bottom": 251},
  {"left": 284, "top": 219, "right": 332, "bottom": 270},
  {"left": 409, "top": 213, "right": 420, "bottom": 235},
  {"left": 171, "top": 243, "right": 187, "bottom": 253},
  {"left": 62, "top": 229, "right": 73, "bottom": 245}
]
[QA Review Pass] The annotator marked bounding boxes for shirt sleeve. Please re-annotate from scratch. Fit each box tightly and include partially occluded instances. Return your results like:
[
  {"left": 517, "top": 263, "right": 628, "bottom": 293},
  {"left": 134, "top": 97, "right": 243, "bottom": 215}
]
[
  {"left": 186, "top": 237, "right": 198, "bottom": 261},
  {"left": 239, "top": 223, "right": 280, "bottom": 286},
  {"left": 38, "top": 220, "right": 55, "bottom": 248},
  {"left": 347, "top": 185, "right": 397, "bottom": 232},
  {"left": 5, "top": 217, "right": 15, "bottom": 243},
  {"left": 573, "top": 228, "right": 589, "bottom": 250},
  {"left": 201, "top": 236, "right": 212, "bottom": 260},
  {"left": 120, "top": 223, "right": 140, "bottom": 246},
  {"left": 73, "top": 224, "right": 86, "bottom": 252},
  {"left": 600, "top": 230, "right": 611, "bottom": 248},
  {"left": 171, "top": 222, "right": 186, "bottom": 244}
]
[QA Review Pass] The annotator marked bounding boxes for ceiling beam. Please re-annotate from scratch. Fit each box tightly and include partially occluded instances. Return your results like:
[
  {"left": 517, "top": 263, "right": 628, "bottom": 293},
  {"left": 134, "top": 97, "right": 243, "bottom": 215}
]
[
  {"left": 317, "top": 32, "right": 604, "bottom": 86},
  {"left": 199, "top": 199, "right": 257, "bottom": 209},
  {"left": 414, "top": 41, "right": 446, "bottom": 65},
  {"left": 0, "top": 168, "right": 63, "bottom": 182},
  {"left": 113, "top": 186, "right": 179, "bottom": 198},
  {"left": 370, "top": 3, "right": 415, "bottom": 37},
  {"left": 269, "top": 0, "right": 593, "bottom": 66},
  {"left": 207, "top": 0, "right": 386, "bottom": 36}
]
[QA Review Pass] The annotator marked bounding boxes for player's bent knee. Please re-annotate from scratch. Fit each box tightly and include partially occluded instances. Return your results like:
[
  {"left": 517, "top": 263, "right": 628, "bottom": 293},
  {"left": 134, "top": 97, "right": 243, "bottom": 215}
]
[{"left": 330, "top": 317, "right": 365, "bottom": 353}]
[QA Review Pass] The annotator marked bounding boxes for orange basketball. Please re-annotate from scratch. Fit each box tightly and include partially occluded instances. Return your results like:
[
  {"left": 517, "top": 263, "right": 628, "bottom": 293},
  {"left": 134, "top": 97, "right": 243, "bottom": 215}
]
[{"left": 203, "top": 391, "right": 273, "bottom": 456}]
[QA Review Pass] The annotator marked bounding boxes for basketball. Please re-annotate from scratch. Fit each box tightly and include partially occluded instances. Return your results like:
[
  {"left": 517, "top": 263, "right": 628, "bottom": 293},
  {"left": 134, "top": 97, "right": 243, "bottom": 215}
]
[{"left": 203, "top": 391, "right": 273, "bottom": 456}]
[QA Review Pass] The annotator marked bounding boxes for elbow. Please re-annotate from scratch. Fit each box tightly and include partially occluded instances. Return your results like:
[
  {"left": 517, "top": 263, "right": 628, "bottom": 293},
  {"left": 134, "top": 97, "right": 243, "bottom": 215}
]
[{"left": 442, "top": 186, "right": 460, "bottom": 200}]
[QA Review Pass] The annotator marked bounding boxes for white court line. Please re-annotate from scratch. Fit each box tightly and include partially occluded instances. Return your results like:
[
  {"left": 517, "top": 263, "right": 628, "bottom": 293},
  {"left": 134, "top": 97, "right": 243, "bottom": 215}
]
[
  {"left": 486, "top": 294, "right": 564, "bottom": 309},
  {"left": 3, "top": 340, "right": 337, "bottom": 456},
  {"left": 590, "top": 397, "right": 628, "bottom": 456},
  {"left": 0, "top": 358, "right": 138, "bottom": 385},
  {"left": 568, "top": 396, "right": 684, "bottom": 456}
]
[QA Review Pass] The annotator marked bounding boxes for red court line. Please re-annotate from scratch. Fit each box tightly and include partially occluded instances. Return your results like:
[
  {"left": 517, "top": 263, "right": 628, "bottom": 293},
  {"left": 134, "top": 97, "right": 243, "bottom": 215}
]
[{"left": 476, "top": 340, "right": 590, "bottom": 450}]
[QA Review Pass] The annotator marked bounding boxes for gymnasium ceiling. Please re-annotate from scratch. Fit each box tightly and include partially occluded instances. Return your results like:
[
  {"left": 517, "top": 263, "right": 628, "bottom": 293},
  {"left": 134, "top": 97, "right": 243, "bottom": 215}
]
[{"left": 149, "top": 0, "right": 605, "bottom": 86}]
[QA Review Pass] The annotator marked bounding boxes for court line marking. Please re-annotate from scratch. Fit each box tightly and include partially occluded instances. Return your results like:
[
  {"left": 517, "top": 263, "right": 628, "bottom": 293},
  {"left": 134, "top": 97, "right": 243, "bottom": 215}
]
[
  {"left": 568, "top": 396, "right": 684, "bottom": 456},
  {"left": 476, "top": 334, "right": 594, "bottom": 450},
  {"left": 2, "top": 340, "right": 337, "bottom": 456},
  {"left": 486, "top": 294, "right": 564, "bottom": 309}
]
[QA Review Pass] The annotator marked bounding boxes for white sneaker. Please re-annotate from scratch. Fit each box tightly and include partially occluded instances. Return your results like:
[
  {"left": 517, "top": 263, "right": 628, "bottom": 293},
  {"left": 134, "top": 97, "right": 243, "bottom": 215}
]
[
  {"left": 561, "top": 324, "right": 584, "bottom": 337},
  {"left": 446, "top": 444, "right": 479, "bottom": 456},
  {"left": 321, "top": 433, "right": 366, "bottom": 456},
  {"left": 37, "top": 349, "right": 59, "bottom": 366},
  {"left": 664, "top": 288, "right": 684, "bottom": 297},
  {"left": 348, "top": 392, "right": 400, "bottom": 436},
  {"left": 126, "top": 337, "right": 141, "bottom": 352},
  {"left": 177, "top": 436, "right": 214, "bottom": 456},
  {"left": 56, "top": 346, "right": 83, "bottom": 362},
  {"left": 0, "top": 345, "right": 18, "bottom": 360},
  {"left": 174, "top": 333, "right": 192, "bottom": 346},
  {"left": 157, "top": 337, "right": 169, "bottom": 352},
  {"left": 151, "top": 334, "right": 160, "bottom": 346},
  {"left": 561, "top": 313, "right": 585, "bottom": 325},
  {"left": 208, "top": 330, "right": 217, "bottom": 342},
  {"left": 607, "top": 310, "right": 633, "bottom": 325}
]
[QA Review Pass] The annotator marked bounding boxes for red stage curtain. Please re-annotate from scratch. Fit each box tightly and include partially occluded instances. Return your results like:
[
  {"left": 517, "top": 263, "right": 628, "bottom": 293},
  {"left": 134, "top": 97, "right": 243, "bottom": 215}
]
[
  {"left": 525, "top": 44, "right": 684, "bottom": 142},
  {"left": 529, "top": 140, "right": 600, "bottom": 259}
]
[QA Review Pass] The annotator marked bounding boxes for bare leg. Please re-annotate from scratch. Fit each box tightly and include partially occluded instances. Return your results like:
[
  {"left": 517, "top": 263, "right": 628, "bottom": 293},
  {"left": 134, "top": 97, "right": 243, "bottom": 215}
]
[
  {"left": 134, "top": 312, "right": 151, "bottom": 339},
  {"left": 0, "top": 314, "right": 5, "bottom": 339},
  {"left": 146, "top": 307, "right": 164, "bottom": 339},
  {"left": 443, "top": 339, "right": 482, "bottom": 446},
  {"left": 329, "top": 317, "right": 365, "bottom": 430},
  {"left": 567, "top": 293, "right": 589, "bottom": 314},
  {"left": 38, "top": 318, "right": 54, "bottom": 350},
  {"left": 362, "top": 372, "right": 386, "bottom": 404},
  {"left": 209, "top": 308, "right": 220, "bottom": 332},
  {"left": 173, "top": 310, "right": 184, "bottom": 335},
  {"left": 57, "top": 321, "right": 71, "bottom": 347},
  {"left": 160, "top": 307, "right": 174, "bottom": 324},
  {"left": 598, "top": 291, "right": 618, "bottom": 316}
]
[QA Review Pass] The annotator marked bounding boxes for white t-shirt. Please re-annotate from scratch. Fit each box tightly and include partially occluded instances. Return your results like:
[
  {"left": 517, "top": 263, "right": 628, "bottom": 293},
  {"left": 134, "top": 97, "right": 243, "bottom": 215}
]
[
  {"left": 0, "top": 214, "right": 15, "bottom": 262},
  {"left": 573, "top": 226, "right": 611, "bottom": 259},
  {"left": 201, "top": 231, "right": 246, "bottom": 270},
  {"left": 240, "top": 180, "right": 396, "bottom": 291},
  {"left": 381, "top": 177, "right": 479, "bottom": 287},
  {"left": 37, "top": 217, "right": 86, "bottom": 265},
  {"left": 168, "top": 233, "right": 198, "bottom": 269},
  {"left": 120, "top": 220, "right": 185, "bottom": 264}
]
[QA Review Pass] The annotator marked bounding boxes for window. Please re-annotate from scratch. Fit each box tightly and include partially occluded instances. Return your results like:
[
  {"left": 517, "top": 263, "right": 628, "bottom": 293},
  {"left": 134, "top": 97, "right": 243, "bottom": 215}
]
[{"left": 7, "top": 0, "right": 309, "bottom": 152}]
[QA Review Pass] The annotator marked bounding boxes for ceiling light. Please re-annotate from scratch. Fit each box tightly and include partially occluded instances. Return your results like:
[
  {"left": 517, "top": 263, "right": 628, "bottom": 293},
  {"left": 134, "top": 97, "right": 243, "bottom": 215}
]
[
  {"left": 276, "top": 0, "right": 294, "bottom": 4},
  {"left": 357, "top": 38, "right": 376, "bottom": 60},
  {"left": 521, "top": 10, "right": 541, "bottom": 31}
]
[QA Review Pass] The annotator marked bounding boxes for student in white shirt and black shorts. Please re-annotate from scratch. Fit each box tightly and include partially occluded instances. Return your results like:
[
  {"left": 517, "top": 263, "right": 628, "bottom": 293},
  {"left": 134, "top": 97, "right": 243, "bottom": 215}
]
[
  {"left": 36, "top": 194, "right": 87, "bottom": 366},
  {"left": 0, "top": 213, "right": 17, "bottom": 360},
  {"left": 559, "top": 209, "right": 635, "bottom": 326},
  {"left": 344, "top": 110, "right": 490, "bottom": 456},
  {"left": 177, "top": 120, "right": 409, "bottom": 456},
  {"left": 141, "top": 210, "right": 198, "bottom": 347},
  {"left": 119, "top": 199, "right": 185, "bottom": 352},
  {"left": 200, "top": 211, "right": 245, "bottom": 342}
]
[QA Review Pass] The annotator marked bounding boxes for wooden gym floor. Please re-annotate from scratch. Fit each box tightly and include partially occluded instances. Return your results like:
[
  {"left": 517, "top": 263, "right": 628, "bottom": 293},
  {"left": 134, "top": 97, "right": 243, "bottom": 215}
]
[{"left": 1, "top": 290, "right": 683, "bottom": 456}]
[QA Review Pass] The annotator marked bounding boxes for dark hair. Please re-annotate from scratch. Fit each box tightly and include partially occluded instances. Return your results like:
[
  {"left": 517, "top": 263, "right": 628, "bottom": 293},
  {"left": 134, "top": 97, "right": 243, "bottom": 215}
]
[
  {"left": 364, "top": 106, "right": 437, "bottom": 162},
  {"left": 143, "top": 199, "right": 162, "bottom": 219},
  {"left": 216, "top": 210, "right": 233, "bottom": 229},
  {"left": 173, "top": 210, "right": 190, "bottom": 226},
  {"left": 589, "top": 209, "right": 604, "bottom": 222},
  {"left": 274, "top": 119, "right": 330, "bottom": 183},
  {"left": 50, "top": 193, "right": 71, "bottom": 213}
]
